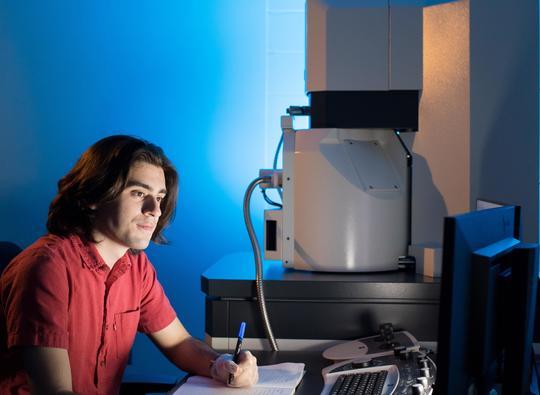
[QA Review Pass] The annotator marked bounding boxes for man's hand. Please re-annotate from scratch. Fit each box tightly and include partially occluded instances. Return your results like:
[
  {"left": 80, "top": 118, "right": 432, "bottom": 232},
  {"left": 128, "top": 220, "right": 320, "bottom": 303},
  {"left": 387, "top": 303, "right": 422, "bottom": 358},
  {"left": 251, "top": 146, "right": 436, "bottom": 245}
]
[
  {"left": 149, "top": 317, "right": 257, "bottom": 385},
  {"left": 210, "top": 351, "right": 258, "bottom": 387}
]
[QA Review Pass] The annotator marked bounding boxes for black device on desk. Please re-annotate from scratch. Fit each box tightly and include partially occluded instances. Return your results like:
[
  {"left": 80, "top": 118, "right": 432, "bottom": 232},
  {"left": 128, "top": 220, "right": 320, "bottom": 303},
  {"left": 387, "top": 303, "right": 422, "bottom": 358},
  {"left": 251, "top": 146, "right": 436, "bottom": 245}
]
[
  {"left": 436, "top": 205, "right": 538, "bottom": 394},
  {"left": 202, "top": 254, "right": 440, "bottom": 349}
]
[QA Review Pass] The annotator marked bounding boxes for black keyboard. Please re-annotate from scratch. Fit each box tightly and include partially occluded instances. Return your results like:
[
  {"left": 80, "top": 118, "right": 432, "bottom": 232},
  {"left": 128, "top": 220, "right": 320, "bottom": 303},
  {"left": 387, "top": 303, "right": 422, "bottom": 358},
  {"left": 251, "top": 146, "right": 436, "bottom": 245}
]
[{"left": 330, "top": 370, "right": 388, "bottom": 395}]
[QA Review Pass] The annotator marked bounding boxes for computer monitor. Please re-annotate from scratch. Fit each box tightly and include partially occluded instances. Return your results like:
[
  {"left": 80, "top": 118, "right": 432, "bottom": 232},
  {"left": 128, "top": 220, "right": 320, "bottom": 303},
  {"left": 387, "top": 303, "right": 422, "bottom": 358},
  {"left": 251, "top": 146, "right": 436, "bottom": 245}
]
[{"left": 436, "top": 206, "right": 538, "bottom": 394}]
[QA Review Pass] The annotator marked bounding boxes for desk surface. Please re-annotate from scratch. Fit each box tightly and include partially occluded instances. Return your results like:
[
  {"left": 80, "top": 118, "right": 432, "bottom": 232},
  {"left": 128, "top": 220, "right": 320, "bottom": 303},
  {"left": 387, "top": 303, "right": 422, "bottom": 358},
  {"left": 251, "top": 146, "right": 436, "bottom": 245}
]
[{"left": 202, "top": 252, "right": 440, "bottom": 300}]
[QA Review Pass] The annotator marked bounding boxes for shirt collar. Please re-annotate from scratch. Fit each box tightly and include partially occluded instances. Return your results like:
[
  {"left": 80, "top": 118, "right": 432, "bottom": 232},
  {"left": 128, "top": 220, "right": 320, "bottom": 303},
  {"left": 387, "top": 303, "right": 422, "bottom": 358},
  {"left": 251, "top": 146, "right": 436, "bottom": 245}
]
[{"left": 70, "top": 234, "right": 131, "bottom": 272}]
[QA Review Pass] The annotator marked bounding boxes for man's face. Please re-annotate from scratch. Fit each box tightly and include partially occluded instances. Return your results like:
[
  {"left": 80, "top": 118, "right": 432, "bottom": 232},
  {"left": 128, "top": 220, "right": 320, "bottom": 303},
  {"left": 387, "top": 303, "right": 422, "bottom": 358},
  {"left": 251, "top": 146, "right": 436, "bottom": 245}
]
[{"left": 92, "top": 161, "right": 167, "bottom": 252}]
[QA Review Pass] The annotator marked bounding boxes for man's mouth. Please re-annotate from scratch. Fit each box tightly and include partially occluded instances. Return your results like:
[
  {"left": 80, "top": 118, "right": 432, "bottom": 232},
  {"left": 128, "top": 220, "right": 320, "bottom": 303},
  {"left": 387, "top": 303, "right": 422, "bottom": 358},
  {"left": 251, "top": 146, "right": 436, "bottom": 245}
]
[{"left": 137, "top": 223, "right": 155, "bottom": 232}]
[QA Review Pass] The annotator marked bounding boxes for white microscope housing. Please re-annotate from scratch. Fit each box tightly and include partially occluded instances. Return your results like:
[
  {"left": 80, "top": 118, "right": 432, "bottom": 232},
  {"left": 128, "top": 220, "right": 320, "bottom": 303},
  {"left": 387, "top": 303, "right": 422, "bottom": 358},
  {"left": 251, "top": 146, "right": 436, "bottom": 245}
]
[{"left": 263, "top": 0, "right": 423, "bottom": 272}]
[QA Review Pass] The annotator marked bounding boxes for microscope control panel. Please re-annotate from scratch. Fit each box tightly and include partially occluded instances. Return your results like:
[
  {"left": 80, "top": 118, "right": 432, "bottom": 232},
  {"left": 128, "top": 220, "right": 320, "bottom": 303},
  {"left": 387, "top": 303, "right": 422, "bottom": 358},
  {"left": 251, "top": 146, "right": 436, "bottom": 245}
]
[
  {"left": 321, "top": 351, "right": 437, "bottom": 395},
  {"left": 321, "top": 324, "right": 436, "bottom": 394}
]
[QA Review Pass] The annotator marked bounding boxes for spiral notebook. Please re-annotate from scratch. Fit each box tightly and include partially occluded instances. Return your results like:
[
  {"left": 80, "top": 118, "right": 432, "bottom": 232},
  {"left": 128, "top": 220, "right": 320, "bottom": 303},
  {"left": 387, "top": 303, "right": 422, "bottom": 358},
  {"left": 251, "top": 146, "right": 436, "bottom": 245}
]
[{"left": 171, "top": 362, "right": 305, "bottom": 395}]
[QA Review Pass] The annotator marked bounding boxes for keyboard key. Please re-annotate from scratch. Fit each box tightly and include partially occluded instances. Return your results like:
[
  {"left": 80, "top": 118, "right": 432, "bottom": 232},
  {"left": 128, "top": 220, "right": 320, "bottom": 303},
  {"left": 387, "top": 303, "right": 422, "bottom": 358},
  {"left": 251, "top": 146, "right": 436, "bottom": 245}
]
[{"left": 329, "top": 370, "right": 388, "bottom": 395}]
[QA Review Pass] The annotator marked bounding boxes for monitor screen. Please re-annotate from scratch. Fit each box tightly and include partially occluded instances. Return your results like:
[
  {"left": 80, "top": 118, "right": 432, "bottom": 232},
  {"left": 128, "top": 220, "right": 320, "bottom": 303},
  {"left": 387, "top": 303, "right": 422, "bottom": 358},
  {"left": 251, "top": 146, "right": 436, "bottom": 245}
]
[{"left": 435, "top": 206, "right": 538, "bottom": 394}]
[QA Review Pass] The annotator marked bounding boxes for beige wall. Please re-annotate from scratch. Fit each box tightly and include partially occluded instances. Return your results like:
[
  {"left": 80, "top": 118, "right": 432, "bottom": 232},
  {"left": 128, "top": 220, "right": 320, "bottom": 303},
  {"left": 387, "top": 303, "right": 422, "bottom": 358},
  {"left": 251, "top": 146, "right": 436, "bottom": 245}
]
[
  {"left": 412, "top": 0, "right": 471, "bottom": 244},
  {"left": 411, "top": 0, "right": 539, "bottom": 244}
]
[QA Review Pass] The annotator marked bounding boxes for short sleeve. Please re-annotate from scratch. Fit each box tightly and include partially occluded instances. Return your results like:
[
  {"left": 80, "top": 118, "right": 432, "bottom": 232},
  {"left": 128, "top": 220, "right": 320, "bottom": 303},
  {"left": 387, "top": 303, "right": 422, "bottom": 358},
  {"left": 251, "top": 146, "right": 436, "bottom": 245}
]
[
  {"left": 137, "top": 257, "right": 176, "bottom": 334},
  {"left": 1, "top": 251, "right": 69, "bottom": 349}
]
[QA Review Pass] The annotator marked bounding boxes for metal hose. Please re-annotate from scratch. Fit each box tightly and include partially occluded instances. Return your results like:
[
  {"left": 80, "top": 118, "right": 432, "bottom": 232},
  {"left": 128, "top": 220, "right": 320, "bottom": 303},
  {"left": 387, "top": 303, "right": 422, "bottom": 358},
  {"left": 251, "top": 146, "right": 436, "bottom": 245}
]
[{"left": 243, "top": 176, "right": 279, "bottom": 351}]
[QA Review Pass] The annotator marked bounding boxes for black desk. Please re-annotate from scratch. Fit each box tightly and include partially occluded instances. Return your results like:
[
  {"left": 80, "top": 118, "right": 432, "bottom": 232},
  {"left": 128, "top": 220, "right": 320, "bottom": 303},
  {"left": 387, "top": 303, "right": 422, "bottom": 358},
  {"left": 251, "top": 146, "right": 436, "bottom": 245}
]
[{"left": 202, "top": 253, "right": 440, "bottom": 348}]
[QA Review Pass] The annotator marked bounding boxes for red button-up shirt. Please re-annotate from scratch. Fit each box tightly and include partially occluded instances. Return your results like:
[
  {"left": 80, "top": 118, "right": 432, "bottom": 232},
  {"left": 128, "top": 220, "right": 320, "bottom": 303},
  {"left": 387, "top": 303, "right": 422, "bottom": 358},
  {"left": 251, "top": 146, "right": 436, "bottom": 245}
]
[{"left": 0, "top": 234, "right": 177, "bottom": 395}]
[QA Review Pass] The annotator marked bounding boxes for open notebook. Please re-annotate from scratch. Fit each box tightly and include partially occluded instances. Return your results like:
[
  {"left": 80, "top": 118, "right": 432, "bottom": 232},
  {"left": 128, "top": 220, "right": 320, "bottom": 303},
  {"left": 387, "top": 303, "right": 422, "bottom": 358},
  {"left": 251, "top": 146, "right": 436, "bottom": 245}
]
[{"left": 172, "top": 362, "right": 305, "bottom": 395}]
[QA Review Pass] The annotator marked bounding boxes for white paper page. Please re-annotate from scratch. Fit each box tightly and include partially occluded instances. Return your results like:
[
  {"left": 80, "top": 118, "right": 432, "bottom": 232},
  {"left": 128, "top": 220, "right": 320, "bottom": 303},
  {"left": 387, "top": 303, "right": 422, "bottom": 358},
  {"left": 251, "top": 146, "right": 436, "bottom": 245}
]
[
  {"left": 172, "top": 377, "right": 293, "bottom": 395},
  {"left": 171, "top": 363, "right": 305, "bottom": 395},
  {"left": 257, "top": 363, "right": 305, "bottom": 388}
]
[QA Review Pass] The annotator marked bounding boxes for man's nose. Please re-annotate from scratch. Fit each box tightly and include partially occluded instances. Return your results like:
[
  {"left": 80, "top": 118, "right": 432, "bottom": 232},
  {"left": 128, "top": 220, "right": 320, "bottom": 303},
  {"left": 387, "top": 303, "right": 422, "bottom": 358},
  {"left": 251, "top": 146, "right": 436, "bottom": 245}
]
[{"left": 143, "top": 196, "right": 162, "bottom": 217}]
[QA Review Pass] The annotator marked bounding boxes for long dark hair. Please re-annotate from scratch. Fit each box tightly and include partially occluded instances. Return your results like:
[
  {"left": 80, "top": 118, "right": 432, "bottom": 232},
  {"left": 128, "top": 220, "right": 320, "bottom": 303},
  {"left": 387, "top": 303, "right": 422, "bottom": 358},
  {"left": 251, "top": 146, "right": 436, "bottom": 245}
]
[{"left": 47, "top": 135, "right": 178, "bottom": 244}]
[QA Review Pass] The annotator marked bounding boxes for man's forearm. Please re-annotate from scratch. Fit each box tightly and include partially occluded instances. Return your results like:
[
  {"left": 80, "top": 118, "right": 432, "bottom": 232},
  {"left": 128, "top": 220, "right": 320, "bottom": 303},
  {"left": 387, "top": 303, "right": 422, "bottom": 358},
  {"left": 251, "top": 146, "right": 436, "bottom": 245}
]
[
  {"left": 151, "top": 325, "right": 259, "bottom": 388},
  {"left": 161, "top": 336, "right": 220, "bottom": 377}
]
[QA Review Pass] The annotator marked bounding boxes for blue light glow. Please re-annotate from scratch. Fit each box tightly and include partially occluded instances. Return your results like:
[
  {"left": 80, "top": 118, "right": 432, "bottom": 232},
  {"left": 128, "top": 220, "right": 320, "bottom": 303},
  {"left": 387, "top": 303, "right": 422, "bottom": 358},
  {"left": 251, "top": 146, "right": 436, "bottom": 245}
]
[{"left": 0, "top": 0, "right": 307, "bottom": 377}]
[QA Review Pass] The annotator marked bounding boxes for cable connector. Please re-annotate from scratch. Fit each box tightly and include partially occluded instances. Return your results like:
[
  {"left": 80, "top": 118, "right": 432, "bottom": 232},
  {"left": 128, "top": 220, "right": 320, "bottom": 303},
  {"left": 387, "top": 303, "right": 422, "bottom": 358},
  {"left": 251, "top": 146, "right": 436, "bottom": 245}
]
[
  {"left": 258, "top": 169, "right": 283, "bottom": 189},
  {"left": 286, "top": 106, "right": 310, "bottom": 116},
  {"left": 398, "top": 255, "right": 416, "bottom": 271}
]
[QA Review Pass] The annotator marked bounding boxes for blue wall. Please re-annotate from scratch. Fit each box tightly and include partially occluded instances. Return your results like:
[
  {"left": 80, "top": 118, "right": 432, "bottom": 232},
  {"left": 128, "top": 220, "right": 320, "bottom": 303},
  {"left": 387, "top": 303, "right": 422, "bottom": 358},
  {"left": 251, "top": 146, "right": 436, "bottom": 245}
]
[{"left": 0, "top": 0, "right": 291, "bottom": 377}]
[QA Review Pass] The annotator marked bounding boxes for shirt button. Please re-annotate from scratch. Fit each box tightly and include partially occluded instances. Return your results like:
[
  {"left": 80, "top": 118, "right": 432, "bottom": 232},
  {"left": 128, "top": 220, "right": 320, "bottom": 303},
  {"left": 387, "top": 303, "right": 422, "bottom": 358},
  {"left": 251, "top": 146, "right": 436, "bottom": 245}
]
[
  {"left": 100, "top": 361, "right": 105, "bottom": 367},
  {"left": 105, "top": 325, "right": 109, "bottom": 330}
]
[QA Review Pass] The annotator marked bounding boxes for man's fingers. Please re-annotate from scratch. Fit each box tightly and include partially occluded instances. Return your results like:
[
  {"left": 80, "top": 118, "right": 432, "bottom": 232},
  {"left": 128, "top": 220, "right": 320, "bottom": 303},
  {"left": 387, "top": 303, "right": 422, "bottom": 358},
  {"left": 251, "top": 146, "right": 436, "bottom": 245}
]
[
  {"left": 211, "top": 351, "right": 258, "bottom": 388},
  {"left": 224, "top": 361, "right": 239, "bottom": 374},
  {"left": 228, "top": 352, "right": 259, "bottom": 388},
  {"left": 238, "top": 350, "right": 257, "bottom": 364}
]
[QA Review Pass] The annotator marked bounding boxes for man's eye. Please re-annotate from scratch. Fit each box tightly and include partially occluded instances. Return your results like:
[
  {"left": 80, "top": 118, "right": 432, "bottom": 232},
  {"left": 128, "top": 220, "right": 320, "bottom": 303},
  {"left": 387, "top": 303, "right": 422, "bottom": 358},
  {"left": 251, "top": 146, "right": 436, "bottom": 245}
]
[
  {"left": 132, "top": 191, "right": 145, "bottom": 199},
  {"left": 156, "top": 196, "right": 165, "bottom": 203}
]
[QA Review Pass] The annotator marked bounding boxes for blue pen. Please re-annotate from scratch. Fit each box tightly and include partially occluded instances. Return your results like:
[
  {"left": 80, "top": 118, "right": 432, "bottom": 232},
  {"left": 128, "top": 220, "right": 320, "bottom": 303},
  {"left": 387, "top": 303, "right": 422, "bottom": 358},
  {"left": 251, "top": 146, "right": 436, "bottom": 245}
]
[{"left": 228, "top": 321, "right": 246, "bottom": 385}]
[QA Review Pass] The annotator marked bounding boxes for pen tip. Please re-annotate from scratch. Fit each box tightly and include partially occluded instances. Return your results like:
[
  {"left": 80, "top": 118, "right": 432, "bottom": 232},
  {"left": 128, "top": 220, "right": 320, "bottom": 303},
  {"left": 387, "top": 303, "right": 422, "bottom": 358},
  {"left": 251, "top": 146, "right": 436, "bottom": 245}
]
[{"left": 238, "top": 322, "right": 246, "bottom": 338}]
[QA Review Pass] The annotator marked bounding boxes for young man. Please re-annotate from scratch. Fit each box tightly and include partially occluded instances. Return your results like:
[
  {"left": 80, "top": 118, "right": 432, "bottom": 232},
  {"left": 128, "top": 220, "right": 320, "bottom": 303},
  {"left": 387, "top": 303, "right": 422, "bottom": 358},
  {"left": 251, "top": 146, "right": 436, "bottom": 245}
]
[{"left": 0, "top": 135, "right": 258, "bottom": 394}]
